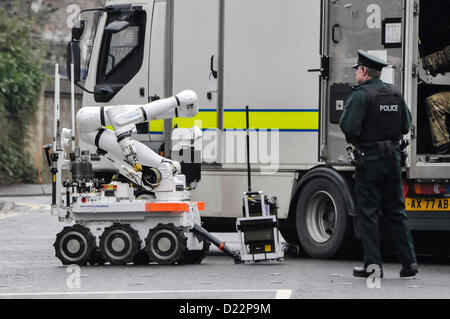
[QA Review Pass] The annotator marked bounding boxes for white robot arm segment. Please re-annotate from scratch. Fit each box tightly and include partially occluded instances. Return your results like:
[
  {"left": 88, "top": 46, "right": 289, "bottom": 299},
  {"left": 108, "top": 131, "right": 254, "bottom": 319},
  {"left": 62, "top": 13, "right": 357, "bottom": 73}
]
[
  {"left": 77, "top": 90, "right": 198, "bottom": 133},
  {"left": 105, "top": 90, "right": 198, "bottom": 171},
  {"left": 105, "top": 90, "right": 198, "bottom": 128},
  {"left": 76, "top": 90, "right": 198, "bottom": 180}
]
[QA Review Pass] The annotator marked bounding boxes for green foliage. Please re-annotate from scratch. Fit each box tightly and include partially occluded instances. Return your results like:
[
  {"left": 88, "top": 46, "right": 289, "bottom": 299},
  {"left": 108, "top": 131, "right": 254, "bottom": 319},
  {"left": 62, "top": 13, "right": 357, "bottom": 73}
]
[{"left": 0, "top": 6, "right": 46, "bottom": 184}]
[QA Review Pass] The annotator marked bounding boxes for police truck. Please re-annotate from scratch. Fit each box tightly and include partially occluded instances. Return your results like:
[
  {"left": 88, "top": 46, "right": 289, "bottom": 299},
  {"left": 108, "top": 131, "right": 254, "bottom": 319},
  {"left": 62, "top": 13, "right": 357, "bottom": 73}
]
[{"left": 67, "top": 0, "right": 450, "bottom": 258}]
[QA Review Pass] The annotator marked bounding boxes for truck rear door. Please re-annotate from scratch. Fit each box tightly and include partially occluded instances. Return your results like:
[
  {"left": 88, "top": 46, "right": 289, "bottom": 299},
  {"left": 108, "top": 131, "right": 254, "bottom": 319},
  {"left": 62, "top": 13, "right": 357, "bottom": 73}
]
[{"left": 324, "top": 0, "right": 405, "bottom": 164}]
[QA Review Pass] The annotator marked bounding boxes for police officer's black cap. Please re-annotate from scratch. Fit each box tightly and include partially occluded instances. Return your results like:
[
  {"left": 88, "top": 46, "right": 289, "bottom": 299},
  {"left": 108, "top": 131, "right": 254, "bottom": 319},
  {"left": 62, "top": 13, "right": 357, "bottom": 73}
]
[{"left": 352, "top": 50, "right": 388, "bottom": 71}]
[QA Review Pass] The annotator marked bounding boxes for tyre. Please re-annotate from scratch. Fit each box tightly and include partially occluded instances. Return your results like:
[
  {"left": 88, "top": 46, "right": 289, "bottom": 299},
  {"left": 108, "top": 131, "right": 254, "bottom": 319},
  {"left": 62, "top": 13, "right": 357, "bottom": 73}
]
[
  {"left": 54, "top": 224, "right": 96, "bottom": 266},
  {"left": 278, "top": 218, "right": 300, "bottom": 245},
  {"left": 179, "top": 240, "right": 211, "bottom": 265},
  {"left": 99, "top": 224, "right": 141, "bottom": 265},
  {"left": 88, "top": 249, "right": 106, "bottom": 266},
  {"left": 145, "top": 223, "right": 187, "bottom": 265},
  {"left": 133, "top": 249, "right": 150, "bottom": 265},
  {"left": 296, "top": 177, "right": 352, "bottom": 258}
]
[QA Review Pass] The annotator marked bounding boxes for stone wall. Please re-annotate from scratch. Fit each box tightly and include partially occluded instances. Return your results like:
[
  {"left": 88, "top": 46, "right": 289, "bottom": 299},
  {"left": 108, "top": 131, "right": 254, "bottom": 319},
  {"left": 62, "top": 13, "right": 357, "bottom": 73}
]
[
  {"left": 25, "top": 78, "right": 83, "bottom": 183},
  {"left": 23, "top": 0, "right": 104, "bottom": 183}
]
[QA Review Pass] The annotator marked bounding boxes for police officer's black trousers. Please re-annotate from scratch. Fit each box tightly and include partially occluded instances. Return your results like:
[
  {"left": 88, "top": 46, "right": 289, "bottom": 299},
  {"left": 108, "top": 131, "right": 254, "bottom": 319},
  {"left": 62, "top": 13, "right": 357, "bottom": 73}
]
[{"left": 355, "top": 158, "right": 417, "bottom": 267}]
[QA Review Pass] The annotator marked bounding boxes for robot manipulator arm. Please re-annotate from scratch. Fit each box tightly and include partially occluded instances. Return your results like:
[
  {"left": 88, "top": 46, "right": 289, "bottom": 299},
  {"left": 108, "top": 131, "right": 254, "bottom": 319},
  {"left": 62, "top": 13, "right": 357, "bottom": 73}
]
[
  {"left": 107, "top": 90, "right": 198, "bottom": 129},
  {"left": 104, "top": 90, "right": 198, "bottom": 172}
]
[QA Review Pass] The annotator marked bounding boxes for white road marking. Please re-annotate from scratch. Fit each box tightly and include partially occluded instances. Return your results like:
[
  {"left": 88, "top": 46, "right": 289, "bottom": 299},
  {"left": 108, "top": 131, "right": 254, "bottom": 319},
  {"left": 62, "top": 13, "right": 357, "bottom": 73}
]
[
  {"left": 275, "top": 289, "right": 292, "bottom": 299},
  {"left": 0, "top": 289, "right": 292, "bottom": 298},
  {"left": 0, "top": 212, "right": 24, "bottom": 219},
  {"left": 16, "top": 203, "right": 51, "bottom": 211},
  {"left": 0, "top": 203, "right": 50, "bottom": 218}
]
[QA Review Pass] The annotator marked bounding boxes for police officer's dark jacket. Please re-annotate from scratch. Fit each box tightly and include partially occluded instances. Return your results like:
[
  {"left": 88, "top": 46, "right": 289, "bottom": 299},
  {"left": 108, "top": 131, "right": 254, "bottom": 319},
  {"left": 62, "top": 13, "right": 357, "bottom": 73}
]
[
  {"left": 339, "top": 78, "right": 412, "bottom": 157},
  {"left": 357, "top": 81, "right": 403, "bottom": 143}
]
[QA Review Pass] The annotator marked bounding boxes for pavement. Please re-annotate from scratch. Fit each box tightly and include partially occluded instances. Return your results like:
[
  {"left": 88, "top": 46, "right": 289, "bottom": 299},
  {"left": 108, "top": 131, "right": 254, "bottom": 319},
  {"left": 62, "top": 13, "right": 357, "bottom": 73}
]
[
  {"left": 0, "top": 184, "right": 51, "bottom": 213},
  {"left": 0, "top": 184, "right": 51, "bottom": 198}
]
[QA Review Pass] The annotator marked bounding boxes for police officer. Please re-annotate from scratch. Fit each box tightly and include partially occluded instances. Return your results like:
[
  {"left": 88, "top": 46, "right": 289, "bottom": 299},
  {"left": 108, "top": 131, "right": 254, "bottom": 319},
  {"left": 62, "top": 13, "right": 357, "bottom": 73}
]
[
  {"left": 339, "top": 50, "right": 418, "bottom": 278},
  {"left": 422, "top": 45, "right": 450, "bottom": 154}
]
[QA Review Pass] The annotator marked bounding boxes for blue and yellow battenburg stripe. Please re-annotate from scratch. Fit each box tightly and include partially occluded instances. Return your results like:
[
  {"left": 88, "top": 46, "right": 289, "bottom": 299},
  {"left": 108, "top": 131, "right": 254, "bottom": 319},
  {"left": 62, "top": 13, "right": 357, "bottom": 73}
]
[{"left": 126, "top": 108, "right": 319, "bottom": 134}]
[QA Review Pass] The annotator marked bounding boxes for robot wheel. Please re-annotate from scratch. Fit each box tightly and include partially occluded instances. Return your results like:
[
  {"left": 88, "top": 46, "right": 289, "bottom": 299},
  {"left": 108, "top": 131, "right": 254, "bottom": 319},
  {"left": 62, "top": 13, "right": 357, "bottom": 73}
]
[
  {"left": 99, "top": 223, "right": 141, "bottom": 265},
  {"left": 179, "top": 240, "right": 211, "bottom": 265},
  {"left": 54, "top": 224, "right": 96, "bottom": 266},
  {"left": 145, "top": 223, "right": 187, "bottom": 265}
]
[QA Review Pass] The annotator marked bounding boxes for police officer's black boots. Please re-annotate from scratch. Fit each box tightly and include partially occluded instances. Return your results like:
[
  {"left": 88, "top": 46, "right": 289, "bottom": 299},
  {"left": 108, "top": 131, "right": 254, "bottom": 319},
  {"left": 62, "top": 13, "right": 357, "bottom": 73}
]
[
  {"left": 353, "top": 265, "right": 383, "bottom": 278},
  {"left": 400, "top": 263, "right": 419, "bottom": 277}
]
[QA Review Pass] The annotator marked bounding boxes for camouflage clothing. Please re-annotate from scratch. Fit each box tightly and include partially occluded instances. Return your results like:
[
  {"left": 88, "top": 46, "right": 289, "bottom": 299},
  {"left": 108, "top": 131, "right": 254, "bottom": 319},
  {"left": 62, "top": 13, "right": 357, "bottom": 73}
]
[
  {"left": 423, "top": 45, "right": 450, "bottom": 148},
  {"left": 425, "top": 91, "right": 450, "bottom": 147},
  {"left": 422, "top": 45, "right": 450, "bottom": 76}
]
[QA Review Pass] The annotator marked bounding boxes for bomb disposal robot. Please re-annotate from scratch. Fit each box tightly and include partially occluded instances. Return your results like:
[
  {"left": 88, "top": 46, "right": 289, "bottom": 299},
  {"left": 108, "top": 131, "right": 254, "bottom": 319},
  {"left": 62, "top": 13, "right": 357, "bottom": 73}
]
[{"left": 48, "top": 67, "right": 216, "bottom": 265}]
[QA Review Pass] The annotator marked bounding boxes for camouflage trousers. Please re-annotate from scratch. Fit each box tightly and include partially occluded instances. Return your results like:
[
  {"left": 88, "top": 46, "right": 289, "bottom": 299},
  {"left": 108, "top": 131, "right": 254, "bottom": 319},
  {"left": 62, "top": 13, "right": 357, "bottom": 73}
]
[{"left": 425, "top": 91, "right": 450, "bottom": 147}]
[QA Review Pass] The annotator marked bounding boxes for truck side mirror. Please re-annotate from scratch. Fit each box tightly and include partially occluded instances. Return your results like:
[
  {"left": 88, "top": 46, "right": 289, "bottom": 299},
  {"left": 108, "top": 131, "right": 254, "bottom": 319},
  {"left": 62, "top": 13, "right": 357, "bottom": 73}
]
[
  {"left": 66, "top": 41, "right": 81, "bottom": 82},
  {"left": 71, "top": 20, "right": 86, "bottom": 41}
]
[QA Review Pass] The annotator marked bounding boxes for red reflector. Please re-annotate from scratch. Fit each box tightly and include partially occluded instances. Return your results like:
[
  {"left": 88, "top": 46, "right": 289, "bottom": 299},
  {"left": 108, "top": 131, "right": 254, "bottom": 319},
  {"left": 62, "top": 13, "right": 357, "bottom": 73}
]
[
  {"left": 414, "top": 183, "right": 449, "bottom": 195},
  {"left": 402, "top": 179, "right": 409, "bottom": 198},
  {"left": 81, "top": 197, "right": 87, "bottom": 203}
]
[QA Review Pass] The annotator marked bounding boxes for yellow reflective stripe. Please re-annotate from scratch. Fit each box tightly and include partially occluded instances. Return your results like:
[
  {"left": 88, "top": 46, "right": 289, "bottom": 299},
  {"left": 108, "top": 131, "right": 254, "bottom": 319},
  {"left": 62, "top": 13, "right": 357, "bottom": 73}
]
[
  {"left": 172, "top": 109, "right": 318, "bottom": 130},
  {"left": 173, "top": 111, "right": 217, "bottom": 130},
  {"left": 106, "top": 109, "right": 318, "bottom": 133},
  {"left": 224, "top": 110, "right": 318, "bottom": 130},
  {"left": 149, "top": 119, "right": 164, "bottom": 133}
]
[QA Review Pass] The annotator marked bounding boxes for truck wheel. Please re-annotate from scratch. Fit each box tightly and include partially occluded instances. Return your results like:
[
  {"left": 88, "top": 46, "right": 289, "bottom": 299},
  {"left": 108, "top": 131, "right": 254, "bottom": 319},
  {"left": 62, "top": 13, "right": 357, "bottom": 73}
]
[
  {"left": 296, "top": 177, "right": 351, "bottom": 258},
  {"left": 99, "top": 224, "right": 141, "bottom": 265},
  {"left": 278, "top": 219, "right": 300, "bottom": 245},
  {"left": 54, "top": 225, "right": 95, "bottom": 266},
  {"left": 145, "top": 223, "right": 187, "bottom": 265}
]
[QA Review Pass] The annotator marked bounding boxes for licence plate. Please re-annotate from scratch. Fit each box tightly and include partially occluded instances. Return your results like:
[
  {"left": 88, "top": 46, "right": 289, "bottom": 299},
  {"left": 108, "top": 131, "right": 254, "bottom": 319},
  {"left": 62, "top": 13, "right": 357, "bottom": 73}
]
[{"left": 405, "top": 198, "right": 450, "bottom": 211}]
